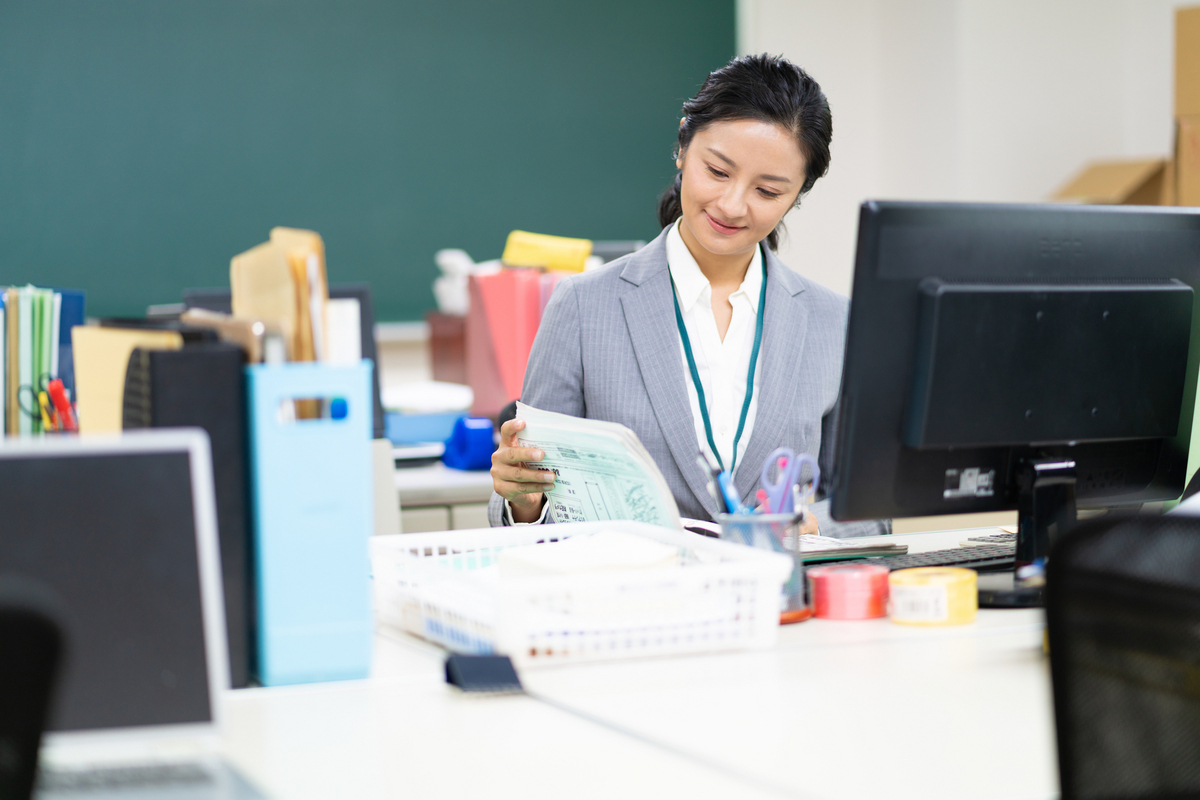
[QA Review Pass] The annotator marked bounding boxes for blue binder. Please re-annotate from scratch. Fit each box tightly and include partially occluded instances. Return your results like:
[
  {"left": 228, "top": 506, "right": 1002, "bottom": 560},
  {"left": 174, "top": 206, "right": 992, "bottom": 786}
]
[{"left": 246, "top": 361, "right": 374, "bottom": 686}]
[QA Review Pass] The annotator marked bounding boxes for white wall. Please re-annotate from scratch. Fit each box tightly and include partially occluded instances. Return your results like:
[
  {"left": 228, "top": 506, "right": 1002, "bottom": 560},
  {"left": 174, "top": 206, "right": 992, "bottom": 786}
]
[{"left": 740, "top": 0, "right": 1191, "bottom": 296}]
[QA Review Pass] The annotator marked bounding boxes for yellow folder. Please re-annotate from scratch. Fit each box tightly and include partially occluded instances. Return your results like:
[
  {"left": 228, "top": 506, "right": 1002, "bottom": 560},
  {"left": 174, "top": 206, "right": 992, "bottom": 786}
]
[
  {"left": 71, "top": 326, "right": 183, "bottom": 434},
  {"left": 5, "top": 288, "right": 18, "bottom": 434}
]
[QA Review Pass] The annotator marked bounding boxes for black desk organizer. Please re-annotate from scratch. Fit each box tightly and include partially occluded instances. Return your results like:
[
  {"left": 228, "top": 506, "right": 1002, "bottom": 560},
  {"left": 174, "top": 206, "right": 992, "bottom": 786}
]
[{"left": 123, "top": 342, "right": 256, "bottom": 688}]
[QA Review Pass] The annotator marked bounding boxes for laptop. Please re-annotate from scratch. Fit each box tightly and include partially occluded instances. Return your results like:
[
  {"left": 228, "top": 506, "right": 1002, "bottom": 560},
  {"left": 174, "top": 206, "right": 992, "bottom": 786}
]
[{"left": 0, "top": 429, "right": 265, "bottom": 798}]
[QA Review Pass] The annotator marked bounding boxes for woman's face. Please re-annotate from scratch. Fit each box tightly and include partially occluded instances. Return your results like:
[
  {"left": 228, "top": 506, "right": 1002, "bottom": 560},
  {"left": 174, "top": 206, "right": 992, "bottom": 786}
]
[{"left": 676, "top": 118, "right": 806, "bottom": 264}]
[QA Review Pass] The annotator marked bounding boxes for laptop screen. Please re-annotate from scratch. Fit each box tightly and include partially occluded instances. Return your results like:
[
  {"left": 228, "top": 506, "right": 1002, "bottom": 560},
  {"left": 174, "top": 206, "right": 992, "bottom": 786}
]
[{"left": 0, "top": 450, "right": 212, "bottom": 731}]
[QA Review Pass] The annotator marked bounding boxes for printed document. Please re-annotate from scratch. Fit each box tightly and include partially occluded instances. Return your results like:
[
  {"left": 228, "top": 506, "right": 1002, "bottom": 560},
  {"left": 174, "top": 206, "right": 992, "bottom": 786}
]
[{"left": 516, "top": 402, "right": 681, "bottom": 528}]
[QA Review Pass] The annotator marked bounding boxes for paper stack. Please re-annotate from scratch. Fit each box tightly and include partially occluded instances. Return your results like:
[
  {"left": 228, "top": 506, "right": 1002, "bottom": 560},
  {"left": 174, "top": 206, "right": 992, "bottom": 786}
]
[
  {"left": 497, "top": 530, "right": 682, "bottom": 579},
  {"left": 515, "top": 402, "right": 681, "bottom": 529}
]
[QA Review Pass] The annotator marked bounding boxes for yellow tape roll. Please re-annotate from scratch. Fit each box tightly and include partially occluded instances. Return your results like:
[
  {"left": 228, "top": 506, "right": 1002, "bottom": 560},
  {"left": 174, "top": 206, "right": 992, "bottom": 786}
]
[{"left": 888, "top": 567, "right": 977, "bottom": 626}]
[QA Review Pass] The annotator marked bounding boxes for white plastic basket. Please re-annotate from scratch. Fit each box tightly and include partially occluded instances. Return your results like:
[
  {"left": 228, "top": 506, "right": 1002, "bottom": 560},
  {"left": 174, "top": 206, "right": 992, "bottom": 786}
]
[{"left": 370, "top": 520, "right": 792, "bottom": 668}]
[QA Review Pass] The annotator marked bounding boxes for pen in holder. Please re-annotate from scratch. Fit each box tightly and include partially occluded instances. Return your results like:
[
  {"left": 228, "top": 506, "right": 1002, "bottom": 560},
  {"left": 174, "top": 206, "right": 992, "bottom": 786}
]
[{"left": 716, "top": 512, "right": 809, "bottom": 623}]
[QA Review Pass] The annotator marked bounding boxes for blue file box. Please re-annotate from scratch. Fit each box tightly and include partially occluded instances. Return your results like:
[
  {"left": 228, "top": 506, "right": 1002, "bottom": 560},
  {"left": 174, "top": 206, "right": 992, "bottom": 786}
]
[{"left": 246, "top": 361, "right": 374, "bottom": 686}]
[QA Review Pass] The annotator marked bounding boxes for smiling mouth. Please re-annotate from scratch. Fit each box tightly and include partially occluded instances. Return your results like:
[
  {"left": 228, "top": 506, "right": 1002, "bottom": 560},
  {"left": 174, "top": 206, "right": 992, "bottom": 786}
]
[{"left": 705, "top": 212, "right": 743, "bottom": 235}]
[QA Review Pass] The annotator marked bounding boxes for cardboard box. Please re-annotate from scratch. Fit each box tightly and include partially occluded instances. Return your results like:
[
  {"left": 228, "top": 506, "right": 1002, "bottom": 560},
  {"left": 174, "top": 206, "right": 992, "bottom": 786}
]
[
  {"left": 1164, "top": 157, "right": 1178, "bottom": 206},
  {"left": 426, "top": 311, "right": 467, "bottom": 385},
  {"left": 1178, "top": 115, "right": 1200, "bottom": 206},
  {"left": 1051, "top": 158, "right": 1171, "bottom": 205},
  {"left": 1178, "top": 6, "right": 1200, "bottom": 118}
]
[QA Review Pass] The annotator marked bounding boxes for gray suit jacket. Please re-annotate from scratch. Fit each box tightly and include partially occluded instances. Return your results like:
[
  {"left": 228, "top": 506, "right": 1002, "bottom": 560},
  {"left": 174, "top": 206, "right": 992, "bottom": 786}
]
[{"left": 487, "top": 228, "right": 888, "bottom": 538}]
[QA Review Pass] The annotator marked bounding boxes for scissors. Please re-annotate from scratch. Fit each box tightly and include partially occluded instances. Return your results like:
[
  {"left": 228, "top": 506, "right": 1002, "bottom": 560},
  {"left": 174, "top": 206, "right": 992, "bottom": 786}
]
[
  {"left": 17, "top": 373, "right": 52, "bottom": 426},
  {"left": 759, "top": 447, "right": 820, "bottom": 515},
  {"left": 16, "top": 374, "right": 76, "bottom": 433}
]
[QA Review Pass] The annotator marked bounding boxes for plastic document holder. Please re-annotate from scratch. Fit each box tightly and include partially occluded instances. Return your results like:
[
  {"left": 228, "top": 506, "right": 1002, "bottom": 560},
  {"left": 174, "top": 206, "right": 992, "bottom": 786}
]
[{"left": 246, "top": 361, "right": 374, "bottom": 686}]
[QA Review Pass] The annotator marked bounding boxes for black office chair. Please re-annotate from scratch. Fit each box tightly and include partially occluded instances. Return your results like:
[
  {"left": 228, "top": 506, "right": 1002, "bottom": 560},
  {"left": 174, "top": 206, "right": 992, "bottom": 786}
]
[
  {"left": 1183, "top": 469, "right": 1200, "bottom": 502},
  {"left": 0, "top": 578, "right": 65, "bottom": 800},
  {"left": 1046, "top": 513, "right": 1200, "bottom": 799},
  {"left": 497, "top": 401, "right": 518, "bottom": 429}
]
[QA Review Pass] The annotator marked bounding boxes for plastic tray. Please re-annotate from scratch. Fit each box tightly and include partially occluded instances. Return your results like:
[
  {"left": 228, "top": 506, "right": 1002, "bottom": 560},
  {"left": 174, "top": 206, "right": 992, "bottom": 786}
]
[{"left": 370, "top": 521, "right": 792, "bottom": 668}]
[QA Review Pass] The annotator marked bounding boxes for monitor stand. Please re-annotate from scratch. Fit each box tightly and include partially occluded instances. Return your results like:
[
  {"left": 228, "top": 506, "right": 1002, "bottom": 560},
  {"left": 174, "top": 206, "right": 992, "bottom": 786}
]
[{"left": 978, "top": 457, "right": 1076, "bottom": 609}]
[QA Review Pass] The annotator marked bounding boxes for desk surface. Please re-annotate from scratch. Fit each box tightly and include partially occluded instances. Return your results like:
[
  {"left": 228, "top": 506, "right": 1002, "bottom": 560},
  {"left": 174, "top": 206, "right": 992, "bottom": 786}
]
[
  {"left": 393, "top": 462, "right": 494, "bottom": 508},
  {"left": 219, "top": 528, "right": 1056, "bottom": 799}
]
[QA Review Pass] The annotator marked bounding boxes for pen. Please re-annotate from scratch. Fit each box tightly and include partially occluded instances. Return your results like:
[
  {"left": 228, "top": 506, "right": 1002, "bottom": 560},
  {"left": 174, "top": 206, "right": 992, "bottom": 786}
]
[{"left": 716, "top": 471, "right": 744, "bottom": 514}]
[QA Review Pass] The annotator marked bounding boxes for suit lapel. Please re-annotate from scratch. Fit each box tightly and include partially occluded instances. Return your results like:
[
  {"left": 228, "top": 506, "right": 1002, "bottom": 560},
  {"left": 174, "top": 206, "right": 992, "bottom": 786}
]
[
  {"left": 733, "top": 249, "right": 809, "bottom": 505},
  {"left": 620, "top": 234, "right": 720, "bottom": 518}
]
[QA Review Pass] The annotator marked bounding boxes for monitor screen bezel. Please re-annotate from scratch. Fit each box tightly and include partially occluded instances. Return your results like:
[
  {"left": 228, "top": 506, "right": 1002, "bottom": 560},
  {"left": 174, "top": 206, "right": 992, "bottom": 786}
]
[{"left": 0, "top": 429, "right": 230, "bottom": 747}]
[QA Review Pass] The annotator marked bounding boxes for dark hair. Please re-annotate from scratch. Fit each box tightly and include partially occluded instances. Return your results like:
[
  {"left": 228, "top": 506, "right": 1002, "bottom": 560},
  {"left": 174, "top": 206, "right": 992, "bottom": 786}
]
[{"left": 657, "top": 53, "right": 833, "bottom": 251}]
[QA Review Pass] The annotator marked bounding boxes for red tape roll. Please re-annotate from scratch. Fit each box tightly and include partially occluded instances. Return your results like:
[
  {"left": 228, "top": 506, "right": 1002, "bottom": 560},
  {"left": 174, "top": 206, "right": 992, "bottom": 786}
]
[{"left": 807, "top": 563, "right": 890, "bottom": 620}]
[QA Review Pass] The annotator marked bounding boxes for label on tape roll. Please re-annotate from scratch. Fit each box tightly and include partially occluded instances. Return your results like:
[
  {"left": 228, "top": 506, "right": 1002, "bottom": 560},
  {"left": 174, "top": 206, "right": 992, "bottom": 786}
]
[
  {"left": 889, "top": 567, "right": 976, "bottom": 626},
  {"left": 889, "top": 583, "right": 949, "bottom": 622}
]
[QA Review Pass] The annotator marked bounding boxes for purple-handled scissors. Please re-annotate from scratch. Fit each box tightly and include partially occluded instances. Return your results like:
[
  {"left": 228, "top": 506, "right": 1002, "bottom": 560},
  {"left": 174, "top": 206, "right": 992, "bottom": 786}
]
[{"left": 759, "top": 447, "right": 820, "bottom": 515}]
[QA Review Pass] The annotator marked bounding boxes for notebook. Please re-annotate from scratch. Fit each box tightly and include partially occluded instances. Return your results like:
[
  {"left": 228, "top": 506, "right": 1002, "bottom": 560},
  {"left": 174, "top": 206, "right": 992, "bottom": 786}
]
[{"left": 0, "top": 430, "right": 264, "bottom": 798}]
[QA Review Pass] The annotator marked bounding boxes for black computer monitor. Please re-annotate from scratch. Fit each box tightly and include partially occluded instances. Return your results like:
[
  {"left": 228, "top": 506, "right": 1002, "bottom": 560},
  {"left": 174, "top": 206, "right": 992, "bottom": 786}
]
[{"left": 831, "top": 201, "right": 1200, "bottom": 568}]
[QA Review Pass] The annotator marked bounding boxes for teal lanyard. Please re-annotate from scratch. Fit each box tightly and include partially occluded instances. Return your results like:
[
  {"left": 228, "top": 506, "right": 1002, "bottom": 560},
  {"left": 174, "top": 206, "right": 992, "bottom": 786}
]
[{"left": 671, "top": 255, "right": 768, "bottom": 476}]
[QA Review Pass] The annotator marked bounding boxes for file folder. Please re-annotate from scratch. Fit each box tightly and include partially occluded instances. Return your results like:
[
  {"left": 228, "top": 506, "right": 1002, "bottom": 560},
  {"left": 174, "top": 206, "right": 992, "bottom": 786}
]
[{"left": 246, "top": 361, "right": 374, "bottom": 686}]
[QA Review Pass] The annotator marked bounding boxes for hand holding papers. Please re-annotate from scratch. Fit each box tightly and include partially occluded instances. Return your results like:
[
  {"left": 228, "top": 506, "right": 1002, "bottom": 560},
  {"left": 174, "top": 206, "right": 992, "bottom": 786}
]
[{"left": 515, "top": 402, "right": 681, "bottom": 529}]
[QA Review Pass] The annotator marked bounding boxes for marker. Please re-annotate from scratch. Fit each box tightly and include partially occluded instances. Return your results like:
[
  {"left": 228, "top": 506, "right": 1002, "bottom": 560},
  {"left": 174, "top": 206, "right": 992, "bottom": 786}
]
[
  {"left": 47, "top": 379, "right": 77, "bottom": 432},
  {"left": 37, "top": 391, "right": 54, "bottom": 431}
]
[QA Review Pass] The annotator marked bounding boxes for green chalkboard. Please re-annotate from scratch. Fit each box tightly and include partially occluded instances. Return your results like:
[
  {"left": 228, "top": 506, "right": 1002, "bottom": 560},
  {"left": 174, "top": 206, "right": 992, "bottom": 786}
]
[{"left": 0, "top": 1, "right": 734, "bottom": 321}]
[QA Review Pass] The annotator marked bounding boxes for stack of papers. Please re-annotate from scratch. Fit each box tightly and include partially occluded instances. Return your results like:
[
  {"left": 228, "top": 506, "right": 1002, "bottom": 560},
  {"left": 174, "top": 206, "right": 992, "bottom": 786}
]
[
  {"left": 497, "top": 530, "right": 681, "bottom": 579},
  {"left": 794, "top": 534, "right": 908, "bottom": 562},
  {"left": 516, "top": 402, "right": 681, "bottom": 528}
]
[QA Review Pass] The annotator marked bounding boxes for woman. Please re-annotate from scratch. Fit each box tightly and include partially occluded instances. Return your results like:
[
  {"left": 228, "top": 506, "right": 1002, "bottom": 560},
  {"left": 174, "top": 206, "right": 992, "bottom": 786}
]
[{"left": 488, "top": 53, "right": 885, "bottom": 537}]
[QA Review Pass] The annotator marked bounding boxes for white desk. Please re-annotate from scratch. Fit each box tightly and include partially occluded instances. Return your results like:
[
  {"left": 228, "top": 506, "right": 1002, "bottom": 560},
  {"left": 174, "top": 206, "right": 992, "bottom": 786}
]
[
  {"left": 522, "top": 608, "right": 1053, "bottom": 799},
  {"left": 219, "top": 528, "right": 1057, "bottom": 799},
  {"left": 393, "top": 463, "right": 494, "bottom": 532},
  {"left": 220, "top": 633, "right": 780, "bottom": 799}
]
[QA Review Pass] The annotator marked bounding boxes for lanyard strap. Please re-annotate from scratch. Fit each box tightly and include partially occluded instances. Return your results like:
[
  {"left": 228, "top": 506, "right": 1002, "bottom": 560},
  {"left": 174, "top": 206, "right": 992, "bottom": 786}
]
[{"left": 670, "top": 255, "right": 768, "bottom": 476}]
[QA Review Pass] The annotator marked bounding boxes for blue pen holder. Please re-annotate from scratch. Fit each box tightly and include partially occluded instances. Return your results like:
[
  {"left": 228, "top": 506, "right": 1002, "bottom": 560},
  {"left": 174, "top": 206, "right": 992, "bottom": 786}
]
[
  {"left": 717, "top": 513, "right": 805, "bottom": 613},
  {"left": 246, "top": 361, "right": 374, "bottom": 686}
]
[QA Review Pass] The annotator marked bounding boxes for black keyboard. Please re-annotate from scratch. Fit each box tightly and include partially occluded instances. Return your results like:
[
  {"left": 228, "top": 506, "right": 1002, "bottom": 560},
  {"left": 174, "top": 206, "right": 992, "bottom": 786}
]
[{"left": 858, "top": 543, "right": 1016, "bottom": 572}]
